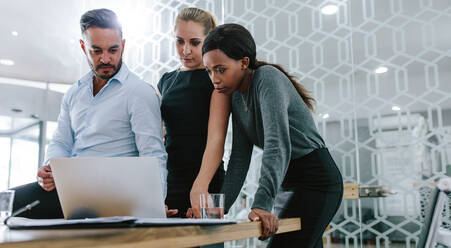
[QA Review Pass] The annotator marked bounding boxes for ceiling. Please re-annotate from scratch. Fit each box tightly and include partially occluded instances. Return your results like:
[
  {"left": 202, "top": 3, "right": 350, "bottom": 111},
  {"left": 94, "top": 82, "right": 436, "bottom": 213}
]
[
  {"left": 0, "top": 0, "right": 161, "bottom": 85},
  {"left": 0, "top": 1, "right": 86, "bottom": 84}
]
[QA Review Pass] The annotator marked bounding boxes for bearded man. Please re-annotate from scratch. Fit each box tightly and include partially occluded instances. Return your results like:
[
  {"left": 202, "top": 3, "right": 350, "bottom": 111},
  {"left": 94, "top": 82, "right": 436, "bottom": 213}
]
[{"left": 10, "top": 8, "right": 170, "bottom": 219}]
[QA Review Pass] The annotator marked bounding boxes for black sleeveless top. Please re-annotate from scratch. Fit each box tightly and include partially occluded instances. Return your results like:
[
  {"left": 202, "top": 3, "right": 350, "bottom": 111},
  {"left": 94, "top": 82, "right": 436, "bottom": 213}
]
[{"left": 158, "top": 69, "right": 224, "bottom": 215}]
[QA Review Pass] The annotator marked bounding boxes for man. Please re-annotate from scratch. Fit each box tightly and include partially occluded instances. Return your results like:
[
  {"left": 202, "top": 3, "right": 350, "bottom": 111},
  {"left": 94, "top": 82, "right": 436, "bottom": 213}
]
[{"left": 11, "top": 8, "right": 175, "bottom": 218}]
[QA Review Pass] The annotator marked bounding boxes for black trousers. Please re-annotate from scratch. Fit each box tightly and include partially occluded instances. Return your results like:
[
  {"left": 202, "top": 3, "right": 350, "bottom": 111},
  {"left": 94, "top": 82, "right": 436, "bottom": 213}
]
[
  {"left": 269, "top": 148, "right": 343, "bottom": 248},
  {"left": 10, "top": 182, "right": 64, "bottom": 219}
]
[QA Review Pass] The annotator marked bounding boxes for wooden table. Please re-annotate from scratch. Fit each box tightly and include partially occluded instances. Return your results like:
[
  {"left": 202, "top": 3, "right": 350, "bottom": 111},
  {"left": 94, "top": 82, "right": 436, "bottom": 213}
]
[{"left": 0, "top": 218, "right": 300, "bottom": 248}]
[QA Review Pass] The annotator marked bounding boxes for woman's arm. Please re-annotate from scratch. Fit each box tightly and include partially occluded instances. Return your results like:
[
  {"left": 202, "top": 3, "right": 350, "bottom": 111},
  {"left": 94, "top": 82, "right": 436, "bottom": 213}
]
[
  {"left": 189, "top": 91, "right": 231, "bottom": 218},
  {"left": 252, "top": 71, "right": 292, "bottom": 213}
]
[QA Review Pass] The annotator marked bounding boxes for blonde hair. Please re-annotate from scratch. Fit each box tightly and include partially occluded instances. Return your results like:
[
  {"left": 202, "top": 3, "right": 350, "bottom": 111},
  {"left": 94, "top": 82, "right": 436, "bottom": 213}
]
[{"left": 175, "top": 8, "right": 217, "bottom": 35}]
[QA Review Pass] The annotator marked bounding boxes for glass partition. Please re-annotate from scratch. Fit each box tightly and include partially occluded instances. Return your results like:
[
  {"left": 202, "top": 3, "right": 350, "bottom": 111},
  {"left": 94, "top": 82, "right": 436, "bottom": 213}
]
[{"left": 1, "top": 1, "right": 450, "bottom": 247}]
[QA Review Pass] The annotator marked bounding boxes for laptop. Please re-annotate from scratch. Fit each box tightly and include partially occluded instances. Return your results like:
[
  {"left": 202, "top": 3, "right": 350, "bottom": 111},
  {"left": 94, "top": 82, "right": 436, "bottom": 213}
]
[{"left": 51, "top": 157, "right": 166, "bottom": 219}]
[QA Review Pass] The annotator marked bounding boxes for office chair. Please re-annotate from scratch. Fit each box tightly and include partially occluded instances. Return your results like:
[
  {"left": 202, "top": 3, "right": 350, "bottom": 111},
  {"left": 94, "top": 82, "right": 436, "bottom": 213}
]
[{"left": 418, "top": 176, "right": 451, "bottom": 248}]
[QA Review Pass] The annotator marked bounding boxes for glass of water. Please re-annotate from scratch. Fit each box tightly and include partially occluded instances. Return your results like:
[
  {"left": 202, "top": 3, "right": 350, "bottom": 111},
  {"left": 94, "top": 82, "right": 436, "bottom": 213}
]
[
  {"left": 0, "top": 190, "right": 15, "bottom": 223},
  {"left": 200, "top": 193, "right": 224, "bottom": 219}
]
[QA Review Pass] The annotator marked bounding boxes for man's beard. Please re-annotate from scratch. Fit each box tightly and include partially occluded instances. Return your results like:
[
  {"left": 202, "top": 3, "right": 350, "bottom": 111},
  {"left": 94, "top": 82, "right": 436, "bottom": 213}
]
[{"left": 89, "top": 57, "right": 123, "bottom": 80}]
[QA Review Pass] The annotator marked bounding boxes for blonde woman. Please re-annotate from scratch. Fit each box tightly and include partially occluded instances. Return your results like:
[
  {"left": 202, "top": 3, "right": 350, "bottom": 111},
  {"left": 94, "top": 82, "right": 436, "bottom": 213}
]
[{"left": 157, "top": 8, "right": 224, "bottom": 218}]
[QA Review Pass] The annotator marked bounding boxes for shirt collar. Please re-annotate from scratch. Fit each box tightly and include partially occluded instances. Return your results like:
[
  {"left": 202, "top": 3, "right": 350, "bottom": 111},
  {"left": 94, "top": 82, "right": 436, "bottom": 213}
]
[{"left": 77, "top": 63, "right": 129, "bottom": 87}]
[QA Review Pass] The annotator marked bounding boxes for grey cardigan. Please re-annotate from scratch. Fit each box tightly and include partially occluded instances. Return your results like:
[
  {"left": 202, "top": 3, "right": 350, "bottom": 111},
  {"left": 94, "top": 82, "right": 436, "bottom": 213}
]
[{"left": 222, "top": 65, "right": 325, "bottom": 212}]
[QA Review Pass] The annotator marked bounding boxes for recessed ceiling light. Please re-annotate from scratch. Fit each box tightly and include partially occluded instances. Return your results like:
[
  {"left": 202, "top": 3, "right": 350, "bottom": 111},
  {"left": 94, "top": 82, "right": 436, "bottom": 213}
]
[
  {"left": 0, "top": 76, "right": 47, "bottom": 89},
  {"left": 0, "top": 59, "right": 14, "bottom": 66},
  {"left": 11, "top": 108, "right": 23, "bottom": 113},
  {"left": 321, "top": 5, "right": 338, "bottom": 15},
  {"left": 11, "top": 31, "right": 18, "bottom": 36},
  {"left": 392, "top": 106, "right": 401, "bottom": 111},
  {"left": 375, "top": 66, "right": 388, "bottom": 74},
  {"left": 322, "top": 113, "right": 330, "bottom": 119}
]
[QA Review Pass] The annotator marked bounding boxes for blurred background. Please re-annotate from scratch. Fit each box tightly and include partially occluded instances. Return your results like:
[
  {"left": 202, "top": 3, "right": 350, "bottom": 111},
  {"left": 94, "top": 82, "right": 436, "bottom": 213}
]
[{"left": 0, "top": 0, "right": 450, "bottom": 247}]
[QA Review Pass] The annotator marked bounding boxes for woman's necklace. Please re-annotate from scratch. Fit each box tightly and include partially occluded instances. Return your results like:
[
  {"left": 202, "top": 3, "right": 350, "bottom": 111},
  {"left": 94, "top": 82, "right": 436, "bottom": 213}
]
[
  {"left": 240, "top": 69, "right": 254, "bottom": 112},
  {"left": 241, "top": 93, "right": 248, "bottom": 112}
]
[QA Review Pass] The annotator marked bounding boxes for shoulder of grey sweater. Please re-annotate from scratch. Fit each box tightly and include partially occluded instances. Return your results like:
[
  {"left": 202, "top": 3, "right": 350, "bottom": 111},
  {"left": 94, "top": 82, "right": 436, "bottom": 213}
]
[
  {"left": 253, "top": 65, "right": 293, "bottom": 102},
  {"left": 254, "top": 65, "right": 292, "bottom": 92}
]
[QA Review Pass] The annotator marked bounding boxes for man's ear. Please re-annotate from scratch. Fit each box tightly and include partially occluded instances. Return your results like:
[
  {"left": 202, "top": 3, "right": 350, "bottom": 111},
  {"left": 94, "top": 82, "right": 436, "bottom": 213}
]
[{"left": 80, "top": 39, "right": 87, "bottom": 56}]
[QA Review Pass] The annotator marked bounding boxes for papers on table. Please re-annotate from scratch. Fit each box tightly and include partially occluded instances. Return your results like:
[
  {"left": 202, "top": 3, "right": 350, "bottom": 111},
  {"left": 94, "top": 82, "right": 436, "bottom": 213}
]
[
  {"left": 5, "top": 217, "right": 237, "bottom": 229},
  {"left": 135, "top": 218, "right": 237, "bottom": 226},
  {"left": 5, "top": 216, "right": 137, "bottom": 229}
]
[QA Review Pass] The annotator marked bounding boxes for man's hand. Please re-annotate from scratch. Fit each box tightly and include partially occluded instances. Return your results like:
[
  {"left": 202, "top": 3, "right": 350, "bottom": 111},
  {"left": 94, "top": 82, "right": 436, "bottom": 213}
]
[
  {"left": 165, "top": 205, "right": 178, "bottom": 217},
  {"left": 37, "top": 165, "right": 55, "bottom": 191},
  {"left": 248, "top": 208, "right": 279, "bottom": 240}
]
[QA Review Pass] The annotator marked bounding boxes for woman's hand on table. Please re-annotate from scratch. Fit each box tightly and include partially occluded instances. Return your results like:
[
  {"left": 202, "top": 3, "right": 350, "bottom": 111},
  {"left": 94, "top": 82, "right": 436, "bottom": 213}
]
[
  {"left": 248, "top": 208, "right": 279, "bottom": 240},
  {"left": 188, "top": 181, "right": 209, "bottom": 218}
]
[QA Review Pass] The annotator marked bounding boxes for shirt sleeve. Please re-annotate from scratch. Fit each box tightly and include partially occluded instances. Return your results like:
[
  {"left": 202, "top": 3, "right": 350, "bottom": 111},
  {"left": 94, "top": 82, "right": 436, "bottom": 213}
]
[
  {"left": 128, "top": 83, "right": 168, "bottom": 199},
  {"left": 44, "top": 90, "right": 75, "bottom": 166},
  {"left": 156, "top": 72, "right": 167, "bottom": 94},
  {"left": 222, "top": 114, "right": 254, "bottom": 211},
  {"left": 251, "top": 72, "right": 292, "bottom": 212}
]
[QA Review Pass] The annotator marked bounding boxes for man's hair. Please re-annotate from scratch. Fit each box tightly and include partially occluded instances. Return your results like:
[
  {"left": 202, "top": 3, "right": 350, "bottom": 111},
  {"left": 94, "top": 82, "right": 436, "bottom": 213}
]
[{"left": 80, "top": 8, "right": 122, "bottom": 37}]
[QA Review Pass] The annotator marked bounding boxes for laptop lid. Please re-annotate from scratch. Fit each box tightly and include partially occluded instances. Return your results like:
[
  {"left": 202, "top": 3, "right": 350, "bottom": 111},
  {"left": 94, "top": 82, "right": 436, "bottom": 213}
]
[{"left": 51, "top": 157, "right": 166, "bottom": 219}]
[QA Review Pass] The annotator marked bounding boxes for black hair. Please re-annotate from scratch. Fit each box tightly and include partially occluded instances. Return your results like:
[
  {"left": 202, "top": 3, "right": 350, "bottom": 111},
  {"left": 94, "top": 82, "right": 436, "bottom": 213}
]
[
  {"left": 202, "top": 23, "right": 315, "bottom": 111},
  {"left": 80, "top": 8, "right": 122, "bottom": 37}
]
